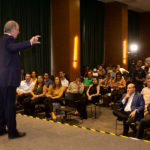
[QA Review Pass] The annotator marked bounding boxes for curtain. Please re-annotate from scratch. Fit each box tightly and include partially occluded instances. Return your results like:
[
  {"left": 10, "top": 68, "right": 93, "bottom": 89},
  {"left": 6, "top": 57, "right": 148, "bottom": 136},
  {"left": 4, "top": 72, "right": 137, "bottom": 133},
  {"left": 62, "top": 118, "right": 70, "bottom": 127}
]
[
  {"left": 128, "top": 10, "right": 139, "bottom": 46},
  {"left": 0, "top": 0, "right": 51, "bottom": 75},
  {"left": 80, "top": 0, "right": 104, "bottom": 68},
  {"left": 128, "top": 10, "right": 139, "bottom": 70}
]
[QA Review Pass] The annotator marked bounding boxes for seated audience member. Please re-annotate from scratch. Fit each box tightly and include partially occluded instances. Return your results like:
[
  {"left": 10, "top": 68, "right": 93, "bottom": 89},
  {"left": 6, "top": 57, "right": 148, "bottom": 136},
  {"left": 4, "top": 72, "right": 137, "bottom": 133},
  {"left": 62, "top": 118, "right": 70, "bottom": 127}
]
[
  {"left": 130, "top": 59, "right": 146, "bottom": 92},
  {"left": 142, "top": 57, "right": 150, "bottom": 76},
  {"left": 109, "top": 72, "right": 126, "bottom": 106},
  {"left": 83, "top": 71, "right": 93, "bottom": 90},
  {"left": 16, "top": 74, "right": 34, "bottom": 105},
  {"left": 65, "top": 77, "right": 87, "bottom": 119},
  {"left": 67, "top": 77, "right": 84, "bottom": 94},
  {"left": 44, "top": 76, "right": 64, "bottom": 120},
  {"left": 44, "top": 72, "right": 53, "bottom": 88},
  {"left": 86, "top": 77, "right": 100, "bottom": 104},
  {"left": 93, "top": 68, "right": 98, "bottom": 77},
  {"left": 59, "top": 71, "right": 69, "bottom": 92},
  {"left": 116, "top": 64, "right": 129, "bottom": 75},
  {"left": 81, "top": 66, "right": 90, "bottom": 78},
  {"left": 107, "top": 65, "right": 116, "bottom": 79},
  {"left": 142, "top": 58, "right": 150, "bottom": 85},
  {"left": 50, "top": 75, "right": 55, "bottom": 82},
  {"left": 21, "top": 68, "right": 25, "bottom": 81},
  {"left": 137, "top": 104, "right": 150, "bottom": 139},
  {"left": 100, "top": 73, "right": 113, "bottom": 94},
  {"left": 113, "top": 83, "right": 145, "bottom": 136},
  {"left": 97, "top": 65, "right": 106, "bottom": 79},
  {"left": 141, "top": 78, "right": 150, "bottom": 115},
  {"left": 23, "top": 75, "right": 47, "bottom": 116},
  {"left": 105, "top": 65, "right": 111, "bottom": 73},
  {"left": 100, "top": 73, "right": 113, "bottom": 106},
  {"left": 31, "top": 71, "right": 37, "bottom": 84}
]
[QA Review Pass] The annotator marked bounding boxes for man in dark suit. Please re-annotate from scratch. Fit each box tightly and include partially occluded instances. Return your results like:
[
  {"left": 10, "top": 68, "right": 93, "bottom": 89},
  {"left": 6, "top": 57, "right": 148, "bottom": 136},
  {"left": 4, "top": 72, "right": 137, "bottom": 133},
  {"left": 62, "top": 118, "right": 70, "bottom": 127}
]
[
  {"left": 113, "top": 83, "right": 145, "bottom": 136},
  {"left": 0, "top": 20, "right": 40, "bottom": 139}
]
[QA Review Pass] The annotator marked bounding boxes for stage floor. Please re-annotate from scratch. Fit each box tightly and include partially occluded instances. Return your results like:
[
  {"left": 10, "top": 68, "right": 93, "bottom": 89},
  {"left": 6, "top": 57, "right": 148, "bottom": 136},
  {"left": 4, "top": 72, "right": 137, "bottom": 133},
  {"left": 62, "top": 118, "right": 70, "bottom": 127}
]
[{"left": 0, "top": 115, "right": 150, "bottom": 150}]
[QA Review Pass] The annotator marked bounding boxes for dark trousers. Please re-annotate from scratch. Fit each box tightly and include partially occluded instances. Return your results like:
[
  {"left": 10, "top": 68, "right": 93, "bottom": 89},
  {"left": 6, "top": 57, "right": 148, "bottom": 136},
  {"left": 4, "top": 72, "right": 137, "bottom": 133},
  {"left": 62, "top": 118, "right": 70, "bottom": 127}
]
[
  {"left": 17, "top": 93, "right": 31, "bottom": 105},
  {"left": 87, "top": 95, "right": 100, "bottom": 104},
  {"left": 23, "top": 96, "right": 42, "bottom": 116},
  {"left": 44, "top": 98, "right": 54, "bottom": 118},
  {"left": 0, "top": 86, "right": 17, "bottom": 136},
  {"left": 102, "top": 95, "right": 111, "bottom": 107},
  {"left": 113, "top": 110, "right": 135, "bottom": 135},
  {"left": 111, "top": 88, "right": 125, "bottom": 104},
  {"left": 137, "top": 114, "right": 150, "bottom": 139},
  {"left": 100, "top": 86, "right": 111, "bottom": 95},
  {"left": 66, "top": 93, "right": 87, "bottom": 119}
]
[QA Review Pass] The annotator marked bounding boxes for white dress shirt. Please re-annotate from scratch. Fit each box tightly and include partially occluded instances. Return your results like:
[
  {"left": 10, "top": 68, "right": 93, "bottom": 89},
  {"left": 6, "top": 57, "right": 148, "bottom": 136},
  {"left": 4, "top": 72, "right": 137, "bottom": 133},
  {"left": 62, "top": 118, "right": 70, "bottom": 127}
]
[
  {"left": 17, "top": 80, "right": 34, "bottom": 93},
  {"left": 61, "top": 78, "right": 69, "bottom": 87},
  {"left": 122, "top": 93, "right": 135, "bottom": 112},
  {"left": 141, "top": 87, "right": 150, "bottom": 108}
]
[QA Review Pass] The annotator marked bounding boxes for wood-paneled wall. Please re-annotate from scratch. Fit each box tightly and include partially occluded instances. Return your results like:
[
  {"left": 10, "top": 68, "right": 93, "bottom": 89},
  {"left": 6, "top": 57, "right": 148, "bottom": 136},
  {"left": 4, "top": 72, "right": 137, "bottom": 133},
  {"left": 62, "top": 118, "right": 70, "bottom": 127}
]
[
  {"left": 104, "top": 2, "right": 128, "bottom": 69},
  {"left": 51, "top": 0, "right": 150, "bottom": 77},
  {"left": 139, "top": 13, "right": 150, "bottom": 59},
  {"left": 51, "top": 0, "right": 80, "bottom": 81}
]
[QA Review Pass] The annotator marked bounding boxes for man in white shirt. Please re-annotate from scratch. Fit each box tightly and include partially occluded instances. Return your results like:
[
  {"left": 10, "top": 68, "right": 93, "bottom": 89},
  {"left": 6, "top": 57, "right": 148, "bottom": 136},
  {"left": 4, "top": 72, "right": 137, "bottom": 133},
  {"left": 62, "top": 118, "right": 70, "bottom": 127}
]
[
  {"left": 59, "top": 71, "right": 69, "bottom": 92},
  {"left": 113, "top": 83, "right": 145, "bottom": 136},
  {"left": 141, "top": 78, "right": 150, "bottom": 115},
  {"left": 93, "top": 68, "right": 98, "bottom": 77},
  {"left": 116, "top": 64, "right": 129, "bottom": 74},
  {"left": 65, "top": 77, "right": 87, "bottom": 119},
  {"left": 16, "top": 74, "right": 34, "bottom": 105},
  {"left": 67, "top": 77, "right": 84, "bottom": 94}
]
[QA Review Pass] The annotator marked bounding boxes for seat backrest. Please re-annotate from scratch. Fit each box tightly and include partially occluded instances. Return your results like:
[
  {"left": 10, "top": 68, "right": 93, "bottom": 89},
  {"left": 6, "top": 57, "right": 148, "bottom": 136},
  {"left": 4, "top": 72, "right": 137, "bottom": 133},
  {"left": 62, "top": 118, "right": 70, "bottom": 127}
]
[{"left": 65, "top": 93, "right": 82, "bottom": 107}]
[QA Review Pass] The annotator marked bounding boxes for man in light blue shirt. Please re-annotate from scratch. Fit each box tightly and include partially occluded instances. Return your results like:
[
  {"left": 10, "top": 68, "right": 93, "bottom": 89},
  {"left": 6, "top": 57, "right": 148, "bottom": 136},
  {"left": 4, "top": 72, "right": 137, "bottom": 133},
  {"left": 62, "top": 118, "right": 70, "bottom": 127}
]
[
  {"left": 16, "top": 73, "right": 34, "bottom": 105},
  {"left": 44, "top": 72, "right": 53, "bottom": 88},
  {"left": 107, "top": 65, "right": 116, "bottom": 79}
]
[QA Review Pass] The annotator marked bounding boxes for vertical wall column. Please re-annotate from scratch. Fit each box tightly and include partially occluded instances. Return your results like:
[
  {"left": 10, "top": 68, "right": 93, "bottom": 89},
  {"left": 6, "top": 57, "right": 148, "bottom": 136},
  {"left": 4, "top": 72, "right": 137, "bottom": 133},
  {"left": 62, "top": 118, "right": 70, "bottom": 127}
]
[
  {"left": 104, "top": 2, "right": 128, "bottom": 69},
  {"left": 139, "top": 13, "right": 150, "bottom": 59},
  {"left": 51, "top": 0, "right": 80, "bottom": 81}
]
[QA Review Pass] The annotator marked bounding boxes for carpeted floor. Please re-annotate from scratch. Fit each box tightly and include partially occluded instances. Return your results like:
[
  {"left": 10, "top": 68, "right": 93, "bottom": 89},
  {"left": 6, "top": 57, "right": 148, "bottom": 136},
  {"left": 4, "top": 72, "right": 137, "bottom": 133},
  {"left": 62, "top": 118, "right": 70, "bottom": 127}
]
[
  {"left": 17, "top": 105, "right": 150, "bottom": 139},
  {"left": 0, "top": 115, "right": 150, "bottom": 150}
]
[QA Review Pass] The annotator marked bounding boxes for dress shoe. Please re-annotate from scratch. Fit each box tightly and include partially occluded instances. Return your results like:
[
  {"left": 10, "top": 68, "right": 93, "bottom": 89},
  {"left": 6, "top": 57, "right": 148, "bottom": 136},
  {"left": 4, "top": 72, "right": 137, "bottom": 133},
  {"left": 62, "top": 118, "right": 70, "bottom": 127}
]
[
  {"left": 80, "top": 115, "right": 87, "bottom": 120},
  {"left": 123, "top": 132, "right": 128, "bottom": 136},
  {"left": 130, "top": 124, "right": 137, "bottom": 134},
  {"left": 0, "top": 129, "right": 7, "bottom": 136},
  {"left": 45, "top": 117, "right": 50, "bottom": 121},
  {"left": 117, "top": 117, "right": 122, "bottom": 121},
  {"left": 8, "top": 131, "right": 26, "bottom": 139}
]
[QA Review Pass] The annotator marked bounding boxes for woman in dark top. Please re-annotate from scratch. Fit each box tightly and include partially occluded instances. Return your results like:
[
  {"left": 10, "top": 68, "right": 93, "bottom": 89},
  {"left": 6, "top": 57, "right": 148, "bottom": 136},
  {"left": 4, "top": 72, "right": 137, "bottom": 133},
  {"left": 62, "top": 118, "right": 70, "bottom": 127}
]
[
  {"left": 23, "top": 75, "right": 47, "bottom": 116},
  {"left": 86, "top": 77, "right": 100, "bottom": 104}
]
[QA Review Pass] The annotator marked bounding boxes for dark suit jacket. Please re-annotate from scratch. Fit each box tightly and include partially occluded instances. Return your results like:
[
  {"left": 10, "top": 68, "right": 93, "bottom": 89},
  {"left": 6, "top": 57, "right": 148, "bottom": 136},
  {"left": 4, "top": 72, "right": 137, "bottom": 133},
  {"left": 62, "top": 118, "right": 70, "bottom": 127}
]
[
  {"left": 120, "top": 92, "right": 145, "bottom": 121},
  {"left": 0, "top": 34, "right": 31, "bottom": 87}
]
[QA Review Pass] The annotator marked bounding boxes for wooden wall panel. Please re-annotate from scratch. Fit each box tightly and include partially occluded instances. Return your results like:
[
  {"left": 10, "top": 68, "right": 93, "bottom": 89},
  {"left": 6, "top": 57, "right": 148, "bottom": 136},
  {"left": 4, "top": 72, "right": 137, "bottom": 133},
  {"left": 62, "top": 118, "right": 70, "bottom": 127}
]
[
  {"left": 51, "top": 0, "right": 80, "bottom": 81},
  {"left": 104, "top": 2, "right": 128, "bottom": 69},
  {"left": 139, "top": 13, "right": 150, "bottom": 59}
]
